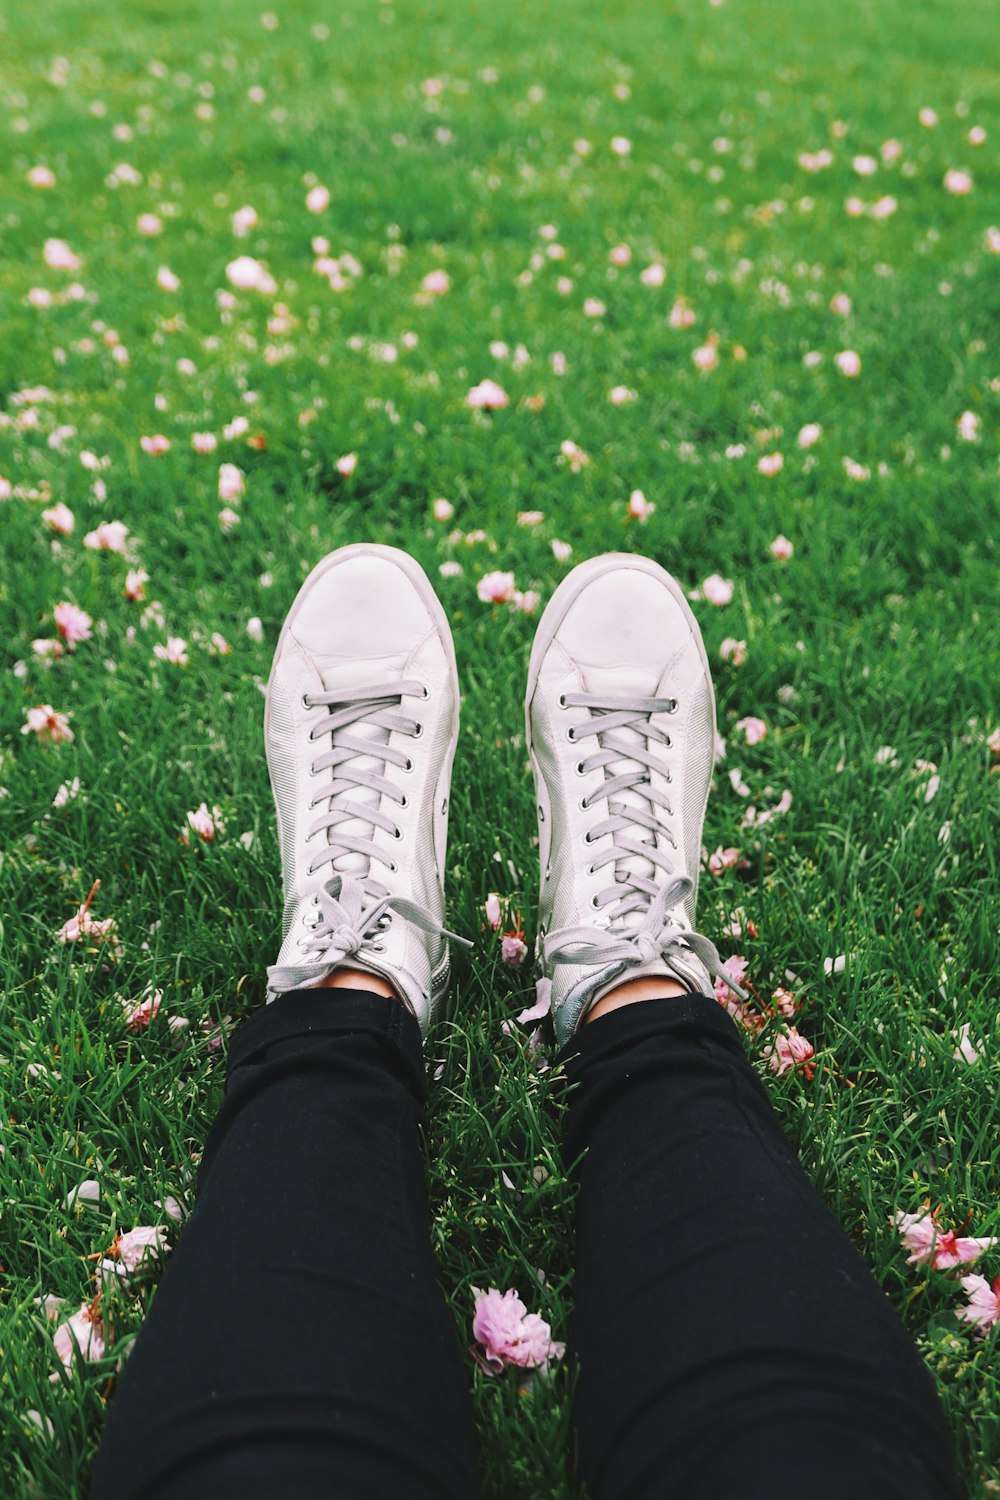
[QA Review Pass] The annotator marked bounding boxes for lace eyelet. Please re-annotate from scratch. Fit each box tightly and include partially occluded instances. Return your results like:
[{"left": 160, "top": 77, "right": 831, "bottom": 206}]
[
  {"left": 575, "top": 760, "right": 586, "bottom": 776},
  {"left": 591, "top": 895, "right": 601, "bottom": 909},
  {"left": 302, "top": 695, "right": 312, "bottom": 709},
  {"left": 581, "top": 802, "right": 591, "bottom": 817},
  {"left": 537, "top": 803, "right": 545, "bottom": 822},
  {"left": 370, "top": 942, "right": 385, "bottom": 953},
  {"left": 667, "top": 699, "right": 678, "bottom": 714},
  {"left": 387, "top": 861, "right": 397, "bottom": 873},
  {"left": 664, "top": 735, "right": 672, "bottom": 748},
  {"left": 393, "top": 827, "right": 403, "bottom": 840},
  {"left": 399, "top": 794, "right": 408, "bottom": 809},
  {"left": 412, "top": 723, "right": 424, "bottom": 739},
  {"left": 403, "top": 758, "right": 414, "bottom": 772},
  {"left": 416, "top": 685, "right": 429, "bottom": 700},
  {"left": 566, "top": 727, "right": 576, "bottom": 742},
  {"left": 558, "top": 694, "right": 567, "bottom": 709}
]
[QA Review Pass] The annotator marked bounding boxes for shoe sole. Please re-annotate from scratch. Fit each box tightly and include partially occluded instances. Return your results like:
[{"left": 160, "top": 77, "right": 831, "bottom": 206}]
[{"left": 264, "top": 543, "right": 460, "bottom": 1018}]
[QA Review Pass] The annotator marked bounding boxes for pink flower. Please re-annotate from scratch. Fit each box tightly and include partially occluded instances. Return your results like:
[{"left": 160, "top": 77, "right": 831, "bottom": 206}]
[
  {"left": 583, "top": 297, "right": 606, "bottom": 318},
  {"left": 306, "top": 185, "right": 331, "bottom": 213},
  {"left": 714, "top": 954, "right": 749, "bottom": 1004},
  {"left": 501, "top": 933, "right": 529, "bottom": 966},
  {"left": 560, "top": 439, "right": 590, "bottom": 471},
  {"left": 626, "top": 488, "right": 656, "bottom": 522},
  {"left": 192, "top": 431, "right": 218, "bottom": 454},
  {"left": 121, "top": 987, "right": 162, "bottom": 1031},
  {"left": 432, "top": 497, "right": 454, "bottom": 522},
  {"left": 56, "top": 881, "right": 118, "bottom": 948},
  {"left": 943, "top": 168, "right": 973, "bottom": 195},
  {"left": 156, "top": 265, "right": 180, "bottom": 292},
  {"left": 83, "top": 520, "right": 129, "bottom": 553},
  {"left": 691, "top": 337, "right": 718, "bottom": 371},
  {"left": 53, "top": 1302, "right": 106, "bottom": 1371},
  {"left": 830, "top": 292, "right": 853, "bottom": 317},
  {"left": 137, "top": 212, "right": 163, "bottom": 236},
  {"left": 517, "top": 978, "right": 552, "bottom": 1025},
  {"left": 957, "top": 1274, "right": 1000, "bottom": 1337},
  {"left": 43, "top": 238, "right": 81, "bottom": 272},
  {"left": 42, "top": 501, "right": 75, "bottom": 534},
  {"left": 218, "top": 463, "right": 245, "bottom": 502},
  {"left": 422, "top": 269, "right": 451, "bottom": 295},
  {"left": 797, "top": 423, "right": 822, "bottom": 449},
  {"left": 466, "top": 379, "right": 509, "bottom": 410},
  {"left": 336, "top": 452, "right": 357, "bottom": 477},
  {"left": 956, "top": 410, "right": 981, "bottom": 443},
  {"left": 485, "top": 893, "right": 503, "bottom": 930},
  {"left": 23, "top": 705, "right": 74, "bottom": 744},
  {"left": 477, "top": 571, "right": 516, "bottom": 605},
  {"left": 226, "top": 255, "right": 275, "bottom": 292},
  {"left": 609, "top": 244, "right": 631, "bottom": 266},
  {"left": 124, "top": 569, "right": 149, "bottom": 601},
  {"left": 231, "top": 204, "right": 259, "bottom": 237},
  {"left": 610, "top": 136, "right": 631, "bottom": 157},
  {"left": 952, "top": 1023, "right": 980, "bottom": 1066},
  {"left": 641, "top": 262, "right": 666, "bottom": 287},
  {"left": 708, "top": 846, "right": 741, "bottom": 876},
  {"left": 669, "top": 296, "right": 696, "bottom": 327},
  {"left": 471, "top": 1287, "right": 565, "bottom": 1375},
  {"left": 757, "top": 452, "right": 784, "bottom": 477},
  {"left": 101, "top": 1225, "right": 170, "bottom": 1280},
  {"left": 720, "top": 638, "right": 747, "bottom": 666},
  {"left": 140, "top": 434, "right": 171, "bottom": 456},
  {"left": 894, "top": 1206, "right": 998, "bottom": 1269},
  {"left": 183, "top": 802, "right": 219, "bottom": 843},
  {"left": 764, "top": 1027, "right": 815, "bottom": 1077},
  {"left": 769, "top": 534, "right": 794, "bottom": 561},
  {"left": 33, "top": 637, "right": 64, "bottom": 660},
  {"left": 736, "top": 716, "right": 768, "bottom": 746},
  {"left": 609, "top": 384, "right": 636, "bottom": 405},
  {"left": 771, "top": 987, "right": 798, "bottom": 1018},
  {"left": 54, "top": 602, "right": 92, "bottom": 648},
  {"left": 28, "top": 165, "right": 56, "bottom": 188},
  {"left": 154, "top": 637, "right": 189, "bottom": 666},
  {"left": 852, "top": 155, "right": 878, "bottom": 177},
  {"left": 702, "top": 573, "right": 734, "bottom": 606},
  {"left": 834, "top": 350, "right": 861, "bottom": 378}
]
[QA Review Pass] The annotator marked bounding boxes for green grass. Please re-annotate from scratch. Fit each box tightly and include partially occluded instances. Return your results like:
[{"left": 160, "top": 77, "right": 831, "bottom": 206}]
[{"left": 1, "top": 0, "right": 998, "bottom": 1493}]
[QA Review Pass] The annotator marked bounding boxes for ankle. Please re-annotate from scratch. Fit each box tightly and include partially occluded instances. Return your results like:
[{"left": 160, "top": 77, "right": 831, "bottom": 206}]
[
  {"left": 314, "top": 967, "right": 403, "bottom": 1002},
  {"left": 584, "top": 974, "right": 689, "bottom": 1024}
]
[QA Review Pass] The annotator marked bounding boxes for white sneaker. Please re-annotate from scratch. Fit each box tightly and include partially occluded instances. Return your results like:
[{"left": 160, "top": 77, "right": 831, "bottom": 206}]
[
  {"left": 526, "top": 553, "right": 745, "bottom": 1047},
  {"left": 264, "top": 543, "right": 467, "bottom": 1034}
]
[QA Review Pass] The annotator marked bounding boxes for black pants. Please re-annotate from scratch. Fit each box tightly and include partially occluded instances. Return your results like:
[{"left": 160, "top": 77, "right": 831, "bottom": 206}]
[{"left": 90, "top": 991, "right": 961, "bottom": 1500}]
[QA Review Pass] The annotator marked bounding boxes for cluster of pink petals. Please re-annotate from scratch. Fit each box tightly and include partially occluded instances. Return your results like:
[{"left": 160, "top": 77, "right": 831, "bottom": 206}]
[
  {"left": 225, "top": 255, "right": 276, "bottom": 293},
  {"left": 52, "top": 1300, "right": 106, "bottom": 1373},
  {"left": 484, "top": 893, "right": 503, "bottom": 931},
  {"left": 56, "top": 880, "right": 118, "bottom": 949},
  {"left": 471, "top": 1287, "right": 565, "bottom": 1375},
  {"left": 466, "top": 378, "right": 509, "bottom": 410},
  {"left": 84, "top": 520, "right": 129, "bottom": 553},
  {"left": 769, "top": 535, "right": 794, "bottom": 562},
  {"left": 701, "top": 573, "right": 734, "bottom": 606},
  {"left": 708, "top": 845, "right": 742, "bottom": 876},
  {"left": 501, "top": 932, "right": 529, "bottom": 966},
  {"left": 182, "top": 802, "right": 221, "bottom": 844},
  {"left": 100, "top": 1225, "right": 170, "bottom": 1281},
  {"left": 627, "top": 489, "right": 655, "bottom": 522},
  {"left": 957, "top": 1274, "right": 1000, "bottom": 1336},
  {"left": 894, "top": 1207, "right": 998, "bottom": 1270},
  {"left": 54, "top": 601, "right": 92, "bottom": 648},
  {"left": 763, "top": 1027, "right": 815, "bottom": 1078},
  {"left": 42, "top": 501, "right": 75, "bottom": 534},
  {"left": 140, "top": 433, "right": 171, "bottom": 456},
  {"left": 120, "top": 986, "right": 162, "bottom": 1031},
  {"left": 735, "top": 716, "right": 768, "bottom": 746},
  {"left": 23, "top": 703, "right": 73, "bottom": 743},
  {"left": 475, "top": 572, "right": 539, "bottom": 613}
]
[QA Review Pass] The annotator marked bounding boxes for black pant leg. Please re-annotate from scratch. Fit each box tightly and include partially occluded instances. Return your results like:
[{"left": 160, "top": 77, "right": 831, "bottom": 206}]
[
  {"left": 90, "top": 991, "right": 478, "bottom": 1500},
  {"left": 558, "top": 994, "right": 962, "bottom": 1500}
]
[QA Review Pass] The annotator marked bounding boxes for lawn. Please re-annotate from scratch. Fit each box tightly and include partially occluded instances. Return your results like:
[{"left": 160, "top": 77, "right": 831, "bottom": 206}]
[{"left": 0, "top": 0, "right": 997, "bottom": 1493}]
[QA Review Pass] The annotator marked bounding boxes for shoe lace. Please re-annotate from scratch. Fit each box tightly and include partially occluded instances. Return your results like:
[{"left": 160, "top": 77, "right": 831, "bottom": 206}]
[
  {"left": 544, "top": 691, "right": 747, "bottom": 999},
  {"left": 267, "top": 680, "right": 469, "bottom": 994}
]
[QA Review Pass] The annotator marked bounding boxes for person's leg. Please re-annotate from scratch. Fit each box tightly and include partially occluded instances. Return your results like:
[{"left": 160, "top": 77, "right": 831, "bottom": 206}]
[
  {"left": 91, "top": 989, "right": 478, "bottom": 1500},
  {"left": 524, "top": 554, "right": 960, "bottom": 1498},
  {"left": 558, "top": 993, "right": 962, "bottom": 1500}
]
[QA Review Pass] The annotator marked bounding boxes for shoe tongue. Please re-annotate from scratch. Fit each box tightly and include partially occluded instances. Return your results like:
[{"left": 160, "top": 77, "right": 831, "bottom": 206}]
[
  {"left": 313, "top": 654, "right": 408, "bottom": 881},
  {"left": 577, "top": 663, "right": 663, "bottom": 928}
]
